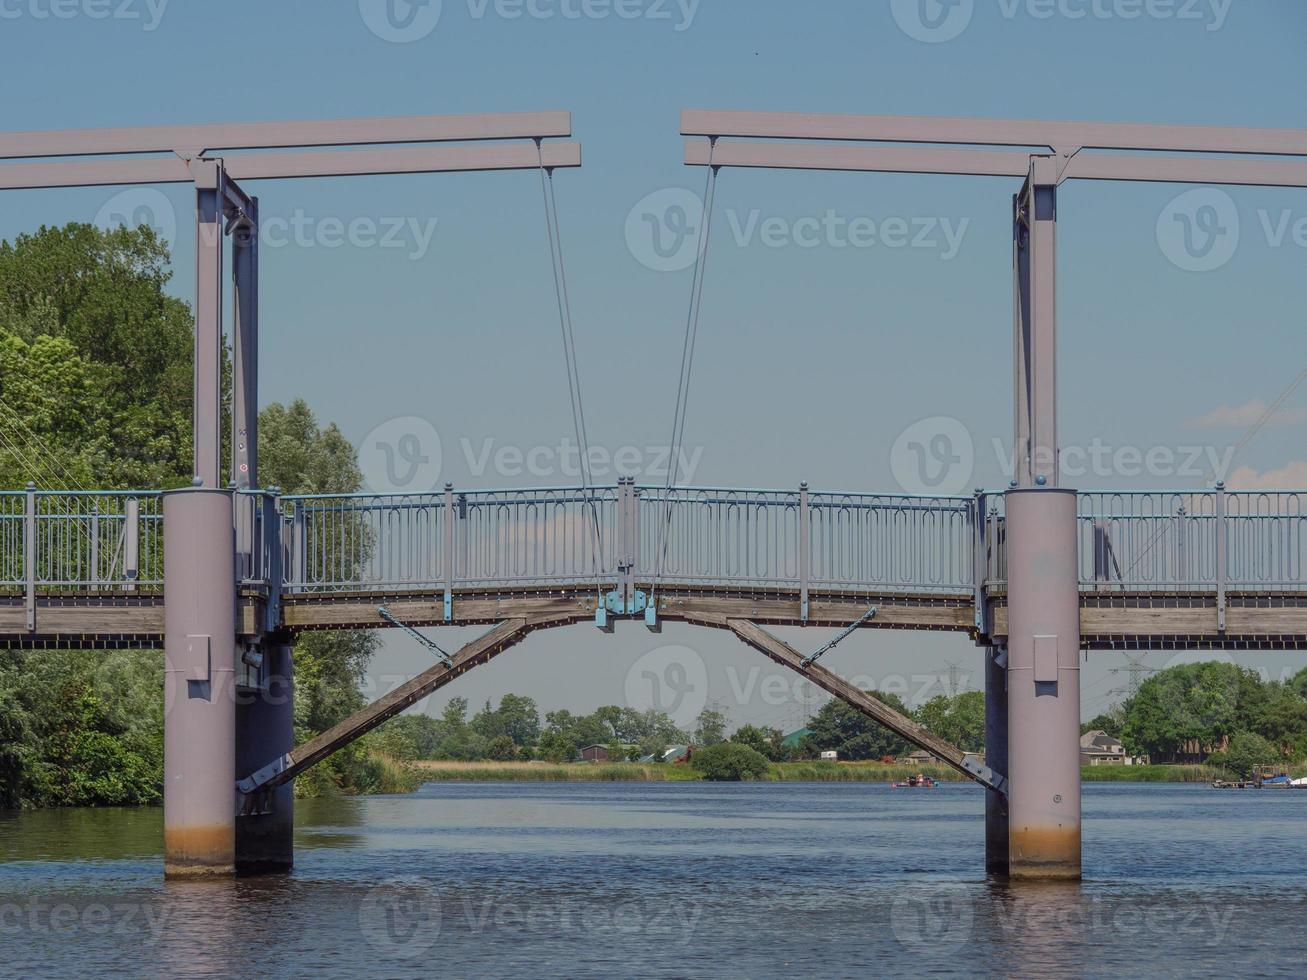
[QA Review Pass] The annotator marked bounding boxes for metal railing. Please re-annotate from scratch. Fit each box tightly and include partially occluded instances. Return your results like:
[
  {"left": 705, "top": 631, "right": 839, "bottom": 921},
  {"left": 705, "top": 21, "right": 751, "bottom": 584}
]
[
  {"left": 0, "top": 488, "right": 160, "bottom": 593},
  {"left": 6, "top": 483, "right": 1307, "bottom": 600}
]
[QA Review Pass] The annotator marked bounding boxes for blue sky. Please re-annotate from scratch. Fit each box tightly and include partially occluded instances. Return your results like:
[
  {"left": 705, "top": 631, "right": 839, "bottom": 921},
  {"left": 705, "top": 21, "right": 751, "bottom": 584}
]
[{"left": 2, "top": 0, "right": 1305, "bottom": 723}]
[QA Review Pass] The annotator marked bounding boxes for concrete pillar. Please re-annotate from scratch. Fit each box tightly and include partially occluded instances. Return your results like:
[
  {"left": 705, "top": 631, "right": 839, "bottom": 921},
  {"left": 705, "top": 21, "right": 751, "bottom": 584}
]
[
  {"left": 984, "top": 643, "right": 1009, "bottom": 876},
  {"left": 1004, "top": 487, "right": 1081, "bottom": 879},
  {"left": 235, "top": 641, "right": 294, "bottom": 874},
  {"left": 163, "top": 487, "right": 237, "bottom": 878}
]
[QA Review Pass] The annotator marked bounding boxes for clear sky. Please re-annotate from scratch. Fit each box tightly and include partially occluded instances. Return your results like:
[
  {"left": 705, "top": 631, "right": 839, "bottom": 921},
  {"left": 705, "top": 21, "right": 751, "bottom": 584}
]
[{"left": 3, "top": 0, "right": 1306, "bottom": 728}]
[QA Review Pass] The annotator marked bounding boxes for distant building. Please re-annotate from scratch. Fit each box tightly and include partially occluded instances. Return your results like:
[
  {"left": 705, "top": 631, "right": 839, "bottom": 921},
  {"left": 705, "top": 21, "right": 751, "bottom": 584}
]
[
  {"left": 780, "top": 728, "right": 812, "bottom": 749},
  {"left": 580, "top": 745, "right": 610, "bottom": 763},
  {"left": 1079, "top": 730, "right": 1145, "bottom": 765},
  {"left": 901, "top": 749, "right": 940, "bottom": 766},
  {"left": 819, "top": 750, "right": 839, "bottom": 761}
]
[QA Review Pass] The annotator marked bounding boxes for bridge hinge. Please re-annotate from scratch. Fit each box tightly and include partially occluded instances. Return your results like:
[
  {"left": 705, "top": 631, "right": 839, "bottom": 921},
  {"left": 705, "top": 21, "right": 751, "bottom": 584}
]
[{"left": 604, "top": 589, "right": 647, "bottom": 617}]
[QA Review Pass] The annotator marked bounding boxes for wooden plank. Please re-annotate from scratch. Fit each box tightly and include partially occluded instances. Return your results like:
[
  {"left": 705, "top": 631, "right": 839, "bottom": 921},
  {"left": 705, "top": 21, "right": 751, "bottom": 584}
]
[
  {"left": 0, "top": 603, "right": 163, "bottom": 634},
  {"left": 722, "top": 619, "right": 1001, "bottom": 791},
  {"left": 254, "top": 618, "right": 536, "bottom": 792},
  {"left": 282, "top": 594, "right": 590, "bottom": 630}
]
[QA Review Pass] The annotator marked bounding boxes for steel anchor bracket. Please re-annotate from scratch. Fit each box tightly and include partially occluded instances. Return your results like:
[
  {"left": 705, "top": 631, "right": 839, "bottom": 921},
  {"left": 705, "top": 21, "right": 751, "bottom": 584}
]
[{"left": 800, "top": 606, "right": 878, "bottom": 668}]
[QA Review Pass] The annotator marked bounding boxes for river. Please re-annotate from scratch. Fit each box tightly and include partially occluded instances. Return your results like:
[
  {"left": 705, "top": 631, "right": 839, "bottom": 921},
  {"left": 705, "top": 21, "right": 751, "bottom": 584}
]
[{"left": 2, "top": 782, "right": 1304, "bottom": 978}]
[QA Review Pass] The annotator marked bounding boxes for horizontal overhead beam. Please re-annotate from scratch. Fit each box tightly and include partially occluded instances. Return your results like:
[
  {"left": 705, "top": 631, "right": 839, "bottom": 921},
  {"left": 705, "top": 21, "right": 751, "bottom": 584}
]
[
  {"left": 0, "top": 111, "right": 572, "bottom": 160},
  {"left": 0, "top": 142, "right": 582, "bottom": 191},
  {"left": 682, "top": 109, "right": 1307, "bottom": 157},
  {"left": 686, "top": 140, "right": 1307, "bottom": 189}
]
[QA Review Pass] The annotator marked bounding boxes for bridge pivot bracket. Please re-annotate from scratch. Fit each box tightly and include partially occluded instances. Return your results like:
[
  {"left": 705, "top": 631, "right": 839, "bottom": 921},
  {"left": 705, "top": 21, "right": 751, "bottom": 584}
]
[
  {"left": 377, "top": 605, "right": 453, "bottom": 667},
  {"left": 800, "top": 606, "right": 877, "bottom": 668},
  {"left": 237, "top": 753, "right": 289, "bottom": 796},
  {"left": 603, "top": 589, "right": 648, "bottom": 617},
  {"left": 962, "top": 757, "right": 1008, "bottom": 797}
]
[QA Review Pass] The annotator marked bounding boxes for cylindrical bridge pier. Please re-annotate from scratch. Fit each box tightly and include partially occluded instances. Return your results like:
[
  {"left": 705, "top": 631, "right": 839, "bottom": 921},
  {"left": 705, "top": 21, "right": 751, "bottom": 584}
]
[
  {"left": 163, "top": 487, "right": 237, "bottom": 878},
  {"left": 1003, "top": 487, "right": 1081, "bottom": 879}
]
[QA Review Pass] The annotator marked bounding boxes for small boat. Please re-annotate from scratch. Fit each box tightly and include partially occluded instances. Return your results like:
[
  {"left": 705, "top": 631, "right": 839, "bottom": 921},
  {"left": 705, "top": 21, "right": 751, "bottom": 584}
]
[{"left": 892, "top": 774, "right": 937, "bottom": 789}]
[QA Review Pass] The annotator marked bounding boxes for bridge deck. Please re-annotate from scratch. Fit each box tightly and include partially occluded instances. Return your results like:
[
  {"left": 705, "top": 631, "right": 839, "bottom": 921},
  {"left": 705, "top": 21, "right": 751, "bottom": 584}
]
[{"left": 5, "top": 583, "right": 1307, "bottom": 650}]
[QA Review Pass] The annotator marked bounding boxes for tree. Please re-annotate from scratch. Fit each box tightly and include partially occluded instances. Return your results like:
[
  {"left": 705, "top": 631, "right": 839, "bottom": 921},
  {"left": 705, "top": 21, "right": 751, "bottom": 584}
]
[
  {"left": 1081, "top": 707, "right": 1125, "bottom": 739},
  {"left": 1207, "top": 732, "right": 1279, "bottom": 779},
  {"left": 1121, "top": 662, "right": 1260, "bottom": 762},
  {"left": 915, "top": 692, "right": 985, "bottom": 752},
  {"left": 691, "top": 743, "right": 771, "bottom": 781},
  {"left": 471, "top": 694, "right": 540, "bottom": 747},
  {"left": 694, "top": 706, "right": 729, "bottom": 747},
  {"left": 537, "top": 730, "right": 578, "bottom": 764},
  {"left": 809, "top": 691, "right": 914, "bottom": 761},
  {"left": 730, "top": 723, "right": 786, "bottom": 762},
  {"left": 485, "top": 735, "right": 518, "bottom": 761}
]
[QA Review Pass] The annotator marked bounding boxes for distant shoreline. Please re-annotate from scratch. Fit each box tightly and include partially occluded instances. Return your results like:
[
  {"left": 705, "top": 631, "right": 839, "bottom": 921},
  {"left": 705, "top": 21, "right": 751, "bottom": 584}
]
[{"left": 408, "top": 760, "right": 1227, "bottom": 783}]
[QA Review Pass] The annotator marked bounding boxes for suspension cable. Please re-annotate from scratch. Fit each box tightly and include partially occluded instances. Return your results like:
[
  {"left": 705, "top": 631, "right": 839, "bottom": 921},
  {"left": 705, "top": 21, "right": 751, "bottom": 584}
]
[
  {"left": 651, "top": 138, "right": 720, "bottom": 603},
  {"left": 536, "top": 140, "right": 605, "bottom": 598}
]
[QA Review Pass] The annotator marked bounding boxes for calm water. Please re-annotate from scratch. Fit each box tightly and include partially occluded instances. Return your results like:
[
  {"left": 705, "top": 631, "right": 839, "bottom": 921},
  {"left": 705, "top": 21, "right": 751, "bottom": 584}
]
[{"left": 2, "top": 782, "right": 1304, "bottom": 978}]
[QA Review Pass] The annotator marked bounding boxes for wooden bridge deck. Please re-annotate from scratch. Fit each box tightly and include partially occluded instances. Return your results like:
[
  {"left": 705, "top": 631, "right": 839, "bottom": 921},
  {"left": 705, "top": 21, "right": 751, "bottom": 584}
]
[{"left": 5, "top": 583, "right": 1307, "bottom": 651}]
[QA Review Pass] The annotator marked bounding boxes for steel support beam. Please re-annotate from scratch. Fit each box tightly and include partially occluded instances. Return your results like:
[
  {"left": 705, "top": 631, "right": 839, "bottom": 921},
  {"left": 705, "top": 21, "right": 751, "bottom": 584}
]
[
  {"left": 984, "top": 644, "right": 1009, "bottom": 876},
  {"left": 0, "top": 142, "right": 582, "bottom": 191},
  {"left": 192, "top": 161, "right": 224, "bottom": 488},
  {"left": 0, "top": 110, "right": 572, "bottom": 159},
  {"left": 235, "top": 641, "right": 294, "bottom": 874},
  {"left": 684, "top": 140, "right": 1307, "bottom": 188},
  {"left": 681, "top": 109, "right": 1307, "bottom": 157},
  {"left": 163, "top": 487, "right": 237, "bottom": 878},
  {"left": 231, "top": 196, "right": 258, "bottom": 490},
  {"left": 1015, "top": 160, "right": 1059, "bottom": 488}
]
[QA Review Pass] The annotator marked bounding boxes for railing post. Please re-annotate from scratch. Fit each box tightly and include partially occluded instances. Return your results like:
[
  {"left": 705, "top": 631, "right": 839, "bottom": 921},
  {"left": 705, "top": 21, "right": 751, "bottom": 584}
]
[
  {"left": 90, "top": 504, "right": 100, "bottom": 590},
  {"left": 1215, "top": 481, "right": 1227, "bottom": 632},
  {"left": 972, "top": 489, "right": 986, "bottom": 634},
  {"left": 615, "top": 477, "right": 632, "bottom": 611},
  {"left": 264, "top": 489, "right": 282, "bottom": 633},
  {"left": 443, "top": 482, "right": 455, "bottom": 621},
  {"left": 799, "top": 482, "right": 810, "bottom": 623},
  {"left": 24, "top": 482, "right": 35, "bottom": 632},
  {"left": 292, "top": 503, "right": 306, "bottom": 593},
  {"left": 124, "top": 497, "right": 139, "bottom": 591}
]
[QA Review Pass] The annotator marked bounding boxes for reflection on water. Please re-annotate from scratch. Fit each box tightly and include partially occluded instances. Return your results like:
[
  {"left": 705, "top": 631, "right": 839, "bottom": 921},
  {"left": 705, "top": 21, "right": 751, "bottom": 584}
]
[{"left": 2, "top": 783, "right": 1305, "bottom": 978}]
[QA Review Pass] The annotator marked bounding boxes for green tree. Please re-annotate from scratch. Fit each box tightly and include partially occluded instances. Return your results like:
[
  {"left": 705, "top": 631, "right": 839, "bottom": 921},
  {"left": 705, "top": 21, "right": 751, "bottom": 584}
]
[
  {"left": 693, "top": 706, "right": 729, "bottom": 747},
  {"left": 1121, "top": 662, "right": 1260, "bottom": 762},
  {"left": 809, "top": 691, "right": 913, "bottom": 761},
  {"left": 690, "top": 743, "right": 771, "bottom": 781},
  {"left": 471, "top": 694, "right": 540, "bottom": 747},
  {"left": 486, "top": 735, "right": 518, "bottom": 761},
  {"left": 915, "top": 692, "right": 985, "bottom": 753},
  {"left": 1207, "top": 731, "right": 1280, "bottom": 779},
  {"left": 537, "top": 730, "right": 578, "bottom": 764},
  {"left": 730, "top": 723, "right": 786, "bottom": 762}
]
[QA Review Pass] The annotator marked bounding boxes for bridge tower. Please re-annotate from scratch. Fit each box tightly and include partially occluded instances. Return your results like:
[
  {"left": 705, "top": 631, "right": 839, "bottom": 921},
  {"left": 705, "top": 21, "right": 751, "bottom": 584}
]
[{"left": 1002, "top": 159, "right": 1081, "bottom": 879}]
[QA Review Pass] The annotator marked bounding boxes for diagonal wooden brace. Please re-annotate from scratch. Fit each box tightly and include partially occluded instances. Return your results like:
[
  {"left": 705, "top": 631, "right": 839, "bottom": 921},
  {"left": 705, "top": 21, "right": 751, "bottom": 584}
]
[{"left": 723, "top": 618, "right": 1007, "bottom": 794}]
